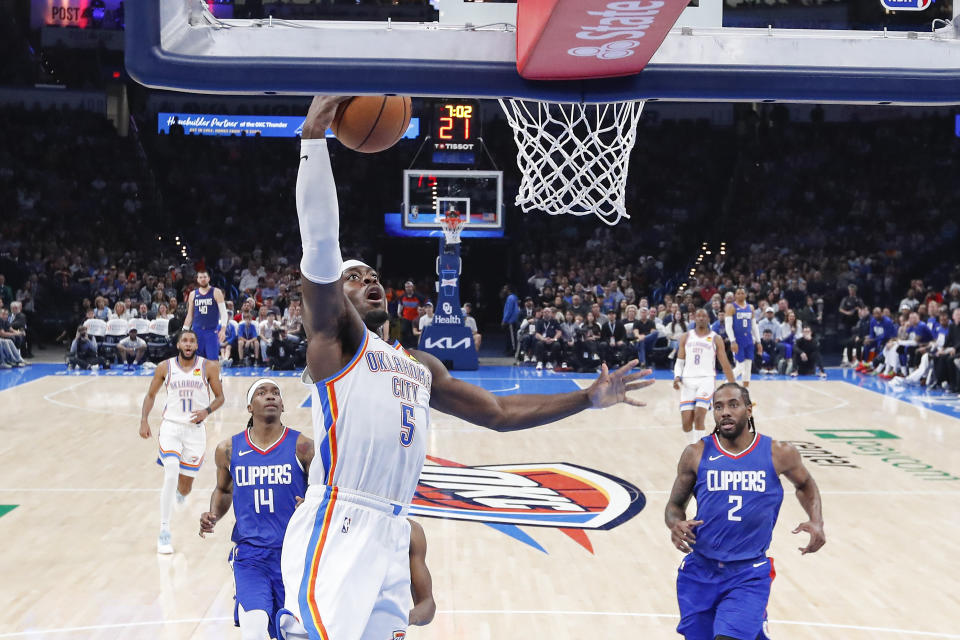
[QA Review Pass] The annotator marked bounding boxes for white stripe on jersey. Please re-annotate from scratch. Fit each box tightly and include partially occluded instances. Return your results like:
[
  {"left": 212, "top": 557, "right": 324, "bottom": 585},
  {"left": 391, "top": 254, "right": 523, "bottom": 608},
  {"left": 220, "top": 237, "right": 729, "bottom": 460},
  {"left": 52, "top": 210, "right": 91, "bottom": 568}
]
[
  {"left": 682, "top": 329, "right": 719, "bottom": 378},
  {"left": 162, "top": 356, "right": 211, "bottom": 424},
  {"left": 302, "top": 330, "right": 431, "bottom": 506}
]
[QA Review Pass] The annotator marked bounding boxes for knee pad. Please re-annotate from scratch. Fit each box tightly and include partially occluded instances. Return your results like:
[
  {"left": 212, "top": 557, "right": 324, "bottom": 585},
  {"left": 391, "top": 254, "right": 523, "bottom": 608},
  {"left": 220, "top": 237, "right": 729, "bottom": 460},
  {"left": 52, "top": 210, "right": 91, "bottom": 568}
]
[{"left": 238, "top": 605, "right": 271, "bottom": 640}]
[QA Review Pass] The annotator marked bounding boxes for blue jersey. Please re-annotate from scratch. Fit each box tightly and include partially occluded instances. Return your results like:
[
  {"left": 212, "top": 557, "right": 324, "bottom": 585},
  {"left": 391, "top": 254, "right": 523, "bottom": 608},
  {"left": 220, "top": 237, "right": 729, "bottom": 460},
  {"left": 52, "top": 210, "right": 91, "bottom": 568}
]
[
  {"left": 732, "top": 302, "right": 754, "bottom": 347},
  {"left": 192, "top": 287, "right": 219, "bottom": 330},
  {"left": 230, "top": 427, "right": 307, "bottom": 548},
  {"left": 693, "top": 433, "right": 783, "bottom": 562}
]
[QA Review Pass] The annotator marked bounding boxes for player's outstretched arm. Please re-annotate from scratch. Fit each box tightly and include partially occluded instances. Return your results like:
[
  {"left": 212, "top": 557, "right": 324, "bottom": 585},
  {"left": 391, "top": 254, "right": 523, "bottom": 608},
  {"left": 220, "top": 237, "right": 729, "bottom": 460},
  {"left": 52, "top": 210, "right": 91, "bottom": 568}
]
[
  {"left": 774, "top": 440, "right": 825, "bottom": 555},
  {"left": 296, "top": 96, "right": 366, "bottom": 382},
  {"left": 200, "top": 439, "right": 233, "bottom": 538},
  {"left": 407, "top": 520, "right": 436, "bottom": 626},
  {"left": 665, "top": 443, "right": 704, "bottom": 554},
  {"left": 139, "top": 360, "right": 168, "bottom": 438},
  {"left": 414, "top": 349, "right": 652, "bottom": 431},
  {"left": 715, "top": 338, "right": 736, "bottom": 383}
]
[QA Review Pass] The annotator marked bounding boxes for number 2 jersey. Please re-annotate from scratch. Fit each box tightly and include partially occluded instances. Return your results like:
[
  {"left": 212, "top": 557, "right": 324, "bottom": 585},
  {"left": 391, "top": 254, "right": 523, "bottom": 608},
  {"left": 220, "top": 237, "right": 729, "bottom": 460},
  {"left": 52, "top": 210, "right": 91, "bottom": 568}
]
[
  {"left": 303, "top": 329, "right": 432, "bottom": 506},
  {"left": 693, "top": 433, "right": 784, "bottom": 561},
  {"left": 230, "top": 427, "right": 307, "bottom": 548}
]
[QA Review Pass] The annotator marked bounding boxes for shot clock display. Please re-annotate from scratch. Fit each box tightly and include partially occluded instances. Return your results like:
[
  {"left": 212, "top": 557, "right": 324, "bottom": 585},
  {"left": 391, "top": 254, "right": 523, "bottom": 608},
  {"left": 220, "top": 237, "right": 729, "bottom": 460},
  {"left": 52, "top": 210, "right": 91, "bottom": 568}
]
[{"left": 431, "top": 99, "right": 480, "bottom": 164}]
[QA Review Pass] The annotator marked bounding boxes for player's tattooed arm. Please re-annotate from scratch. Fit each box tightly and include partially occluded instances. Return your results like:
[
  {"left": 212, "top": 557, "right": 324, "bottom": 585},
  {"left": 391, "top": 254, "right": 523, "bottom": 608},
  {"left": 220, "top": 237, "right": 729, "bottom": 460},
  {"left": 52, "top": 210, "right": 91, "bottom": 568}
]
[
  {"left": 665, "top": 443, "right": 704, "bottom": 554},
  {"left": 200, "top": 439, "right": 233, "bottom": 538},
  {"left": 774, "top": 440, "right": 825, "bottom": 555}
]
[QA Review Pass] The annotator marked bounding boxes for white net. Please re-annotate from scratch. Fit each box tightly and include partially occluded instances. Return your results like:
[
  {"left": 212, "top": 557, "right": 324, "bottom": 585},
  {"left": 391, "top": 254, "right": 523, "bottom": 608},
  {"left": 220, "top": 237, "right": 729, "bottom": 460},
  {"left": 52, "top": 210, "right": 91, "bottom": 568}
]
[
  {"left": 440, "top": 213, "right": 466, "bottom": 245},
  {"left": 498, "top": 99, "right": 645, "bottom": 226}
]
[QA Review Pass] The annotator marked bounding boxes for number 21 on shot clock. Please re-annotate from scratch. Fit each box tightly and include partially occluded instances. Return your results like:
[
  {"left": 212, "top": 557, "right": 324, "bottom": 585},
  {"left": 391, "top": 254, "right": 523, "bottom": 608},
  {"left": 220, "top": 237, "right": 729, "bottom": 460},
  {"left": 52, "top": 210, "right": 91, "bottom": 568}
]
[{"left": 432, "top": 99, "right": 479, "bottom": 146}]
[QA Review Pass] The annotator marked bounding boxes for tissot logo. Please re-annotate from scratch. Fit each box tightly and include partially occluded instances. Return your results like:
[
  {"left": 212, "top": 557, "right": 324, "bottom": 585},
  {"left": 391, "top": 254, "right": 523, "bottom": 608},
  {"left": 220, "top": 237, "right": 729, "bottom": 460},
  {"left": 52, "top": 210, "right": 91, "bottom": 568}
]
[{"left": 409, "top": 456, "right": 645, "bottom": 552}]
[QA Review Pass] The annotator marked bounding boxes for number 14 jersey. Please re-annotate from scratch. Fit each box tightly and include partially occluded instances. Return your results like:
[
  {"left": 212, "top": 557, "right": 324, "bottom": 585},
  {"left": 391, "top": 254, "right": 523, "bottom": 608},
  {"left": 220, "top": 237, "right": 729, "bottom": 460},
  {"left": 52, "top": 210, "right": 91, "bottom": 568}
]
[{"left": 303, "top": 329, "right": 431, "bottom": 506}]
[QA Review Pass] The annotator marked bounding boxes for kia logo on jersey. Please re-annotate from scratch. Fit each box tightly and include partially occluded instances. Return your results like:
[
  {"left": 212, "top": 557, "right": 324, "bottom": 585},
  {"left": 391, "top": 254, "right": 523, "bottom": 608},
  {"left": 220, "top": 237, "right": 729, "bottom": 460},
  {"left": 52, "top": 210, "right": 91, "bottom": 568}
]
[{"left": 410, "top": 456, "right": 645, "bottom": 553}]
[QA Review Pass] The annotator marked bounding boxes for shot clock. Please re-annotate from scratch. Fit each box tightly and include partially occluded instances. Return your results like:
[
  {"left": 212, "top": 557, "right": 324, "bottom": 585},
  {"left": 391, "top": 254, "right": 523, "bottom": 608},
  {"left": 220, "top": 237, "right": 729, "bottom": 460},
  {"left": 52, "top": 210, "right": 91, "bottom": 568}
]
[{"left": 431, "top": 99, "right": 480, "bottom": 165}]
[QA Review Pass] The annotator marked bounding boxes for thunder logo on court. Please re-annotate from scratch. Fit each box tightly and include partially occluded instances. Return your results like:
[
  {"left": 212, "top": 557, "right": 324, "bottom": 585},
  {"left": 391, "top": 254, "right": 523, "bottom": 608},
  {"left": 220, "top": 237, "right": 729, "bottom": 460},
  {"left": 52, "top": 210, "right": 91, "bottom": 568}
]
[{"left": 409, "top": 456, "right": 645, "bottom": 553}]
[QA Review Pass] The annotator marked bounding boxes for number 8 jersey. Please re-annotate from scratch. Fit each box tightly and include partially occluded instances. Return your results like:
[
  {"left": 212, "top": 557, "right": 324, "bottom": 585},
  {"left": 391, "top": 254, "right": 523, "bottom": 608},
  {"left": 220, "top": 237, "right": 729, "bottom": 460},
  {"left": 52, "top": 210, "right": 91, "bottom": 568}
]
[
  {"left": 693, "top": 433, "right": 784, "bottom": 561},
  {"left": 302, "top": 329, "right": 432, "bottom": 506}
]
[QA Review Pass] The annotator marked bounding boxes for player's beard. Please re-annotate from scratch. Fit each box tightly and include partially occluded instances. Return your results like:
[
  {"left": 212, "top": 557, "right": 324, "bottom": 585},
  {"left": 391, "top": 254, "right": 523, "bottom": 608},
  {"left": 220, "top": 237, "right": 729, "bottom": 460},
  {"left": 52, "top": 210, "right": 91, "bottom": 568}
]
[
  {"left": 717, "top": 416, "right": 748, "bottom": 441},
  {"left": 363, "top": 309, "right": 390, "bottom": 331},
  {"left": 178, "top": 347, "right": 196, "bottom": 361}
]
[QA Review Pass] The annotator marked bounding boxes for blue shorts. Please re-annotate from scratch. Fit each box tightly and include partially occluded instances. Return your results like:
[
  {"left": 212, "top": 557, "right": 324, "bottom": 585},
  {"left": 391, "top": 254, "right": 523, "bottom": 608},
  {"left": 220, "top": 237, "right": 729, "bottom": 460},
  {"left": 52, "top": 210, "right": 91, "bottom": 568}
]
[
  {"left": 194, "top": 328, "right": 220, "bottom": 360},
  {"left": 231, "top": 543, "right": 284, "bottom": 638},
  {"left": 734, "top": 340, "right": 754, "bottom": 363},
  {"left": 676, "top": 552, "right": 774, "bottom": 640}
]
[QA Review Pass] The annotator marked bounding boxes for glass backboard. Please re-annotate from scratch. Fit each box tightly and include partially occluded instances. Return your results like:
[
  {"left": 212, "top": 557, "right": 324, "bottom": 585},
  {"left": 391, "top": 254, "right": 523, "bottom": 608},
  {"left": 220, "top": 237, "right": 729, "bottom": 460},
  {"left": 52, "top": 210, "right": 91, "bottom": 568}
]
[{"left": 402, "top": 170, "right": 503, "bottom": 230}]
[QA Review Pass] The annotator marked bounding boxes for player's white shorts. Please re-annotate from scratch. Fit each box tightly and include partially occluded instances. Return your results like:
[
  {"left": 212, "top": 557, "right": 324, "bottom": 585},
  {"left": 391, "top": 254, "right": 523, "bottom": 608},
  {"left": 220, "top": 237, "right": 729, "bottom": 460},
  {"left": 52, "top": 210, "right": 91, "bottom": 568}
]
[
  {"left": 157, "top": 419, "right": 206, "bottom": 477},
  {"left": 279, "top": 485, "right": 411, "bottom": 640},
  {"left": 679, "top": 376, "right": 715, "bottom": 412}
]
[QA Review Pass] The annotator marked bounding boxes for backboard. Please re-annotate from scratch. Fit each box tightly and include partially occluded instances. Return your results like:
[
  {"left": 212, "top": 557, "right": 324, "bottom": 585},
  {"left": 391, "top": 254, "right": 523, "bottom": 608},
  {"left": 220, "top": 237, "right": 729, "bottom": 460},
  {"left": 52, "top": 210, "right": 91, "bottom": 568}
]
[
  {"left": 126, "top": 0, "right": 960, "bottom": 104},
  {"left": 402, "top": 170, "right": 503, "bottom": 230}
]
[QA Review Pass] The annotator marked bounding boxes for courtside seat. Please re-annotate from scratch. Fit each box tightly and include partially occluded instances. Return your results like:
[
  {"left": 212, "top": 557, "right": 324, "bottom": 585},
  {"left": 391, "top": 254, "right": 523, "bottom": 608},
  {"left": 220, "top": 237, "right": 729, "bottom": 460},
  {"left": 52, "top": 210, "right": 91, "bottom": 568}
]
[
  {"left": 146, "top": 317, "right": 172, "bottom": 361},
  {"left": 101, "top": 318, "right": 129, "bottom": 362}
]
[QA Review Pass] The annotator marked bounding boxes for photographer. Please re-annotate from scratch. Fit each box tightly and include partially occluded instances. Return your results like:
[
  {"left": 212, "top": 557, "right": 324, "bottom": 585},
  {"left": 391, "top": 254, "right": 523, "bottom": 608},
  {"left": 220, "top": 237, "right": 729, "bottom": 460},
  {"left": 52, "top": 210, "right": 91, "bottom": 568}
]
[
  {"left": 791, "top": 326, "right": 828, "bottom": 378},
  {"left": 266, "top": 326, "right": 298, "bottom": 370},
  {"left": 68, "top": 325, "right": 100, "bottom": 370}
]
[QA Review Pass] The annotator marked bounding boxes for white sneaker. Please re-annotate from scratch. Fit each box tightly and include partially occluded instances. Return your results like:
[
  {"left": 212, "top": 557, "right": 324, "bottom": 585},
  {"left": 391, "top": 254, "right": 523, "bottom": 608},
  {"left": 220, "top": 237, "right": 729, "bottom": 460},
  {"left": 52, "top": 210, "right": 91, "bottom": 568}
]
[
  {"left": 524, "top": 355, "right": 532, "bottom": 363},
  {"left": 157, "top": 529, "right": 174, "bottom": 554},
  {"left": 546, "top": 362, "right": 554, "bottom": 370},
  {"left": 535, "top": 361, "right": 543, "bottom": 370}
]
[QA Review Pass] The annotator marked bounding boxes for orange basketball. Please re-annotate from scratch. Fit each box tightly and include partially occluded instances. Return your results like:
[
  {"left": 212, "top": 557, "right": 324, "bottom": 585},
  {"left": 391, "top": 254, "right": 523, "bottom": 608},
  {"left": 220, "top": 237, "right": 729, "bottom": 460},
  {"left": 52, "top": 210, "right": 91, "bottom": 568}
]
[{"left": 330, "top": 95, "right": 412, "bottom": 153}]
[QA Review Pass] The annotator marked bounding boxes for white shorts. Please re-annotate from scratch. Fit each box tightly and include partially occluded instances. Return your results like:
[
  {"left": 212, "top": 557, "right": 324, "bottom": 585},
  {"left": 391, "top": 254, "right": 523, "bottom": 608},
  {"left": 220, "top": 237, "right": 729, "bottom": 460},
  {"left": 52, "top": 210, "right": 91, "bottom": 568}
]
[
  {"left": 679, "top": 376, "right": 715, "bottom": 412},
  {"left": 279, "top": 485, "right": 412, "bottom": 640},
  {"left": 157, "top": 419, "right": 206, "bottom": 477}
]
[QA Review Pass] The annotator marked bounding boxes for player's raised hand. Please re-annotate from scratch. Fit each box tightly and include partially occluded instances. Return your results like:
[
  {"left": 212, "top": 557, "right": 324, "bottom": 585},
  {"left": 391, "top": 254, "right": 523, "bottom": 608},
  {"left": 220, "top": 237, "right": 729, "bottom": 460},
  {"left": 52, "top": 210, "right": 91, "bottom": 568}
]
[
  {"left": 793, "top": 520, "right": 825, "bottom": 555},
  {"left": 199, "top": 512, "right": 217, "bottom": 538},
  {"left": 587, "top": 360, "right": 653, "bottom": 409},
  {"left": 302, "top": 96, "right": 351, "bottom": 139},
  {"left": 138, "top": 420, "right": 151, "bottom": 439},
  {"left": 671, "top": 519, "right": 703, "bottom": 553}
]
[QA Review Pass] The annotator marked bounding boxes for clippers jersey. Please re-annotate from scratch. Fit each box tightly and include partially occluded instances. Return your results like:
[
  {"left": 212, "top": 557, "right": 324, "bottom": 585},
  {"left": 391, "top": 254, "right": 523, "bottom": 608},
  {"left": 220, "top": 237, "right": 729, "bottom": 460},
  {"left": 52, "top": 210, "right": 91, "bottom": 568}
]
[
  {"left": 304, "top": 329, "right": 431, "bottom": 506},
  {"left": 683, "top": 329, "right": 719, "bottom": 378},
  {"left": 230, "top": 427, "right": 307, "bottom": 548},
  {"left": 732, "top": 302, "right": 754, "bottom": 347},
  {"left": 693, "top": 433, "right": 784, "bottom": 562},
  {"left": 192, "top": 287, "right": 219, "bottom": 330},
  {"left": 162, "top": 356, "right": 211, "bottom": 424}
]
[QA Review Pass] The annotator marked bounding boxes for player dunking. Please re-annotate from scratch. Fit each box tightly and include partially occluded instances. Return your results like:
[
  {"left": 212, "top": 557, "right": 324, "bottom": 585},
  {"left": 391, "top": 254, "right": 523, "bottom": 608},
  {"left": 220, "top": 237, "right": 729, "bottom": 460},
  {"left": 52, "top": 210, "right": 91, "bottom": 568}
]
[
  {"left": 201, "top": 379, "right": 314, "bottom": 640},
  {"left": 665, "top": 383, "right": 825, "bottom": 640},
  {"left": 674, "top": 308, "right": 735, "bottom": 444},
  {"left": 725, "top": 288, "right": 761, "bottom": 388},
  {"left": 276, "top": 96, "right": 652, "bottom": 640},
  {"left": 139, "top": 329, "right": 224, "bottom": 554},
  {"left": 183, "top": 270, "right": 228, "bottom": 361}
]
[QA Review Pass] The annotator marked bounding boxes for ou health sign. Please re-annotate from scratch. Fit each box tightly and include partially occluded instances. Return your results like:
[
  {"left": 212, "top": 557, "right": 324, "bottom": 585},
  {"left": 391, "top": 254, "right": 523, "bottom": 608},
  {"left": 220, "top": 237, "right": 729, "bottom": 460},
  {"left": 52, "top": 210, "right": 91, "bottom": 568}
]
[{"left": 879, "top": 0, "right": 933, "bottom": 10}]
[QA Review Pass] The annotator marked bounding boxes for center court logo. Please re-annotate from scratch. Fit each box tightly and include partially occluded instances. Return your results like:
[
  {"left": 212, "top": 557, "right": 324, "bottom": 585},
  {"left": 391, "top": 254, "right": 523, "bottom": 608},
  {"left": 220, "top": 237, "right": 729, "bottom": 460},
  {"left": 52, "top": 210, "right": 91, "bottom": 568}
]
[{"left": 410, "top": 456, "right": 645, "bottom": 552}]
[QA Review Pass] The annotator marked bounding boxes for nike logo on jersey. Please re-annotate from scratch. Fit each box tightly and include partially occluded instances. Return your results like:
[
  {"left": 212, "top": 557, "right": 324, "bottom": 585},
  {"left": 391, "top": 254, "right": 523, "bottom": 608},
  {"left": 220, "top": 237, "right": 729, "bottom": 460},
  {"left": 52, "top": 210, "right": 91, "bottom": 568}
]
[
  {"left": 753, "top": 561, "right": 766, "bottom": 568},
  {"left": 708, "top": 455, "right": 723, "bottom": 461},
  {"left": 238, "top": 450, "right": 254, "bottom": 457},
  {"left": 300, "top": 155, "right": 308, "bottom": 161}
]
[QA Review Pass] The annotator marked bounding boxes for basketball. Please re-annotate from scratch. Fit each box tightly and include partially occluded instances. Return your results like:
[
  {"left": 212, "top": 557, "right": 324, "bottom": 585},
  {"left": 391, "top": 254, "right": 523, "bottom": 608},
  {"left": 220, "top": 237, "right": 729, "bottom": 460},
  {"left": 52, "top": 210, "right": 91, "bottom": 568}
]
[{"left": 331, "top": 95, "right": 412, "bottom": 153}]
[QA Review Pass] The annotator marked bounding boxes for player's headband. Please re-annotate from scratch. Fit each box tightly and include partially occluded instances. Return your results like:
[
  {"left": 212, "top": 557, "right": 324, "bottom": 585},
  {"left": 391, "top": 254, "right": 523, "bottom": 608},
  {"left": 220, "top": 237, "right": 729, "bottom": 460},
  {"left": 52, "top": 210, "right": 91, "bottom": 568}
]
[
  {"left": 247, "top": 378, "right": 283, "bottom": 406},
  {"left": 340, "top": 259, "right": 371, "bottom": 275}
]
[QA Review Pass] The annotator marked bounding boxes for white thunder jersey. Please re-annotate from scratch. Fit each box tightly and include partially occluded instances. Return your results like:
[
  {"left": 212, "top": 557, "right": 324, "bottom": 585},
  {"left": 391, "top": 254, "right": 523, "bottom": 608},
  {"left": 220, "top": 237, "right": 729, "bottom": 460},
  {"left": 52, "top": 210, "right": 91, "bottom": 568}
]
[
  {"left": 304, "top": 329, "right": 431, "bottom": 506},
  {"left": 683, "top": 329, "right": 720, "bottom": 378},
  {"left": 162, "top": 356, "right": 212, "bottom": 424}
]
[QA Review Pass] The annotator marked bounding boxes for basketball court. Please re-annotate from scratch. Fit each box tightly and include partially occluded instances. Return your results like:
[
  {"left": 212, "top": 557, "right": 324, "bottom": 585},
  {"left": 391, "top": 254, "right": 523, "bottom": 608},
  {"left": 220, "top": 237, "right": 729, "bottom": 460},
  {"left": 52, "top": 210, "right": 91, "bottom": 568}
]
[{"left": 0, "top": 366, "right": 957, "bottom": 639}]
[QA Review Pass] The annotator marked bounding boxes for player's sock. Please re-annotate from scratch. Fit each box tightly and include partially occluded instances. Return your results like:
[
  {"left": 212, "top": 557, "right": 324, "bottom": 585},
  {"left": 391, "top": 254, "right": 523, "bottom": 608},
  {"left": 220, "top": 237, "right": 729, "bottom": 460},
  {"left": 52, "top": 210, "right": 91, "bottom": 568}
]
[
  {"left": 175, "top": 491, "right": 186, "bottom": 506},
  {"left": 160, "top": 456, "right": 179, "bottom": 530},
  {"left": 741, "top": 360, "right": 752, "bottom": 383},
  {"left": 684, "top": 429, "right": 699, "bottom": 445},
  {"left": 237, "top": 605, "right": 271, "bottom": 640}
]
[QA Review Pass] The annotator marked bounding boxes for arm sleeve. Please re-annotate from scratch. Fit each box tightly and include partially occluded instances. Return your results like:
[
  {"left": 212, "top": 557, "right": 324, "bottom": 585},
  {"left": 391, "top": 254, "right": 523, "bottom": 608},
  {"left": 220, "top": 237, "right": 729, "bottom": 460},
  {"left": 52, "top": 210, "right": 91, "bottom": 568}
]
[
  {"left": 296, "top": 139, "right": 343, "bottom": 284},
  {"left": 724, "top": 316, "right": 734, "bottom": 340},
  {"left": 751, "top": 315, "right": 761, "bottom": 342},
  {"left": 217, "top": 302, "right": 228, "bottom": 327}
]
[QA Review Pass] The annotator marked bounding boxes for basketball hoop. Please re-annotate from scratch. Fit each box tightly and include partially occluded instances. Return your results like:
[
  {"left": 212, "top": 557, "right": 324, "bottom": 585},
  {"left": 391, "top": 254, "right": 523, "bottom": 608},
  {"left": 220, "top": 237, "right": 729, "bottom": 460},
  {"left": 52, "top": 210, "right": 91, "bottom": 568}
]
[
  {"left": 440, "top": 211, "right": 466, "bottom": 245},
  {"left": 498, "top": 99, "right": 645, "bottom": 226}
]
